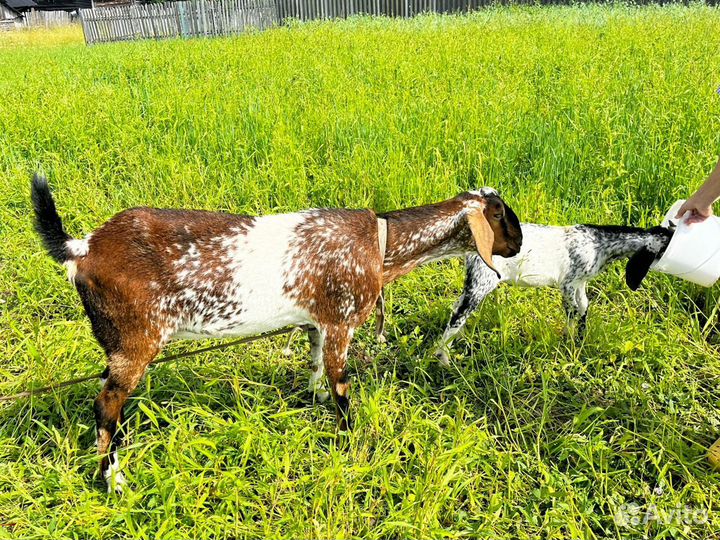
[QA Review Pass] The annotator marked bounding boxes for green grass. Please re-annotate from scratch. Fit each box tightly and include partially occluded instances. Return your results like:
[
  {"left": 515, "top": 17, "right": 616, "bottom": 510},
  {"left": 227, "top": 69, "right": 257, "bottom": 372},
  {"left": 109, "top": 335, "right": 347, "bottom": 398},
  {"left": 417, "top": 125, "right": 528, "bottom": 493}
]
[{"left": 2, "top": 5, "right": 720, "bottom": 538}]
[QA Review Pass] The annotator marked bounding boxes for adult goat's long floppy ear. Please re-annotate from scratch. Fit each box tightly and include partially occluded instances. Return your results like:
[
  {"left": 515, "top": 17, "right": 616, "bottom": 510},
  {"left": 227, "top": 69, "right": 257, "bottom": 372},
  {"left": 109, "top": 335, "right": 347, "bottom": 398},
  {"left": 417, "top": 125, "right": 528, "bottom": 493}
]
[
  {"left": 625, "top": 247, "right": 655, "bottom": 291},
  {"left": 467, "top": 208, "right": 500, "bottom": 279}
]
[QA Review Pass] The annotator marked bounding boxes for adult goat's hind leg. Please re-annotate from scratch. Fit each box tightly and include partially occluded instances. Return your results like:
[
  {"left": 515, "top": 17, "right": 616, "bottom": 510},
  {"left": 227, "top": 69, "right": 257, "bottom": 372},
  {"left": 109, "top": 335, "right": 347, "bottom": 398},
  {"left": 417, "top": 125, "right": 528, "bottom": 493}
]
[
  {"left": 94, "top": 342, "right": 159, "bottom": 494},
  {"left": 306, "top": 327, "right": 329, "bottom": 403},
  {"left": 321, "top": 325, "right": 353, "bottom": 431}
]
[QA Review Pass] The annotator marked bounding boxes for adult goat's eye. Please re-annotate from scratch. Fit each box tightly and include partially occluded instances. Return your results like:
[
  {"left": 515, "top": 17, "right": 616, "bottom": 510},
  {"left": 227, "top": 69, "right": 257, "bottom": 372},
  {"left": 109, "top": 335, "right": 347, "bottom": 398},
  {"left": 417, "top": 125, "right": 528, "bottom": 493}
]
[{"left": 494, "top": 213, "right": 504, "bottom": 220}]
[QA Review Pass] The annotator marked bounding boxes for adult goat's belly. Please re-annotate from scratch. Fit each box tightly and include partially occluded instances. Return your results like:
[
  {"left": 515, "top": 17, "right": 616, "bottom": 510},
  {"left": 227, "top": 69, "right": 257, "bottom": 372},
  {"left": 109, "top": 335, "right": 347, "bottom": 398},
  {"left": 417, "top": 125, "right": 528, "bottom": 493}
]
[
  {"left": 171, "top": 284, "right": 311, "bottom": 340},
  {"left": 172, "top": 304, "right": 310, "bottom": 340},
  {"left": 168, "top": 214, "right": 314, "bottom": 340}
]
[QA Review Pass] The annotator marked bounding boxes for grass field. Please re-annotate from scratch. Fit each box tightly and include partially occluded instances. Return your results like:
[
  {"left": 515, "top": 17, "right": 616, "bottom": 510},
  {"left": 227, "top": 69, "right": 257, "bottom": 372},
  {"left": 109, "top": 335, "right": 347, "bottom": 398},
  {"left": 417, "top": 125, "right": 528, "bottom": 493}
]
[{"left": 2, "top": 5, "right": 720, "bottom": 538}]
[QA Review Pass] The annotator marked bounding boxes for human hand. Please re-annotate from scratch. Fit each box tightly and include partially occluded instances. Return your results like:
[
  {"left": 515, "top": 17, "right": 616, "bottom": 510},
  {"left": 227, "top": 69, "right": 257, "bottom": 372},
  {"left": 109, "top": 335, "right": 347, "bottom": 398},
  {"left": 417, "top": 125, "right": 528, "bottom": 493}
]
[{"left": 675, "top": 197, "right": 713, "bottom": 225}]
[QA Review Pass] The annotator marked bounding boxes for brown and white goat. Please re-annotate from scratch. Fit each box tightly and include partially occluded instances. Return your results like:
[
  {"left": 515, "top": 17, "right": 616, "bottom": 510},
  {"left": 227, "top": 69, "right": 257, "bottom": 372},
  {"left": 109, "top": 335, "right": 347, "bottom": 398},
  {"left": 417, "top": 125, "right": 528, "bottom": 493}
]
[{"left": 31, "top": 175, "right": 522, "bottom": 493}]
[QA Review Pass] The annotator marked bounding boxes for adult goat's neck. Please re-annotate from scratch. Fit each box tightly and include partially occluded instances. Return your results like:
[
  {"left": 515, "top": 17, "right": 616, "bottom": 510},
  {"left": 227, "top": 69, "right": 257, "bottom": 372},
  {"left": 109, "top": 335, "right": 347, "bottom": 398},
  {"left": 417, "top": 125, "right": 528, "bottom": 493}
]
[{"left": 379, "top": 198, "right": 470, "bottom": 284}]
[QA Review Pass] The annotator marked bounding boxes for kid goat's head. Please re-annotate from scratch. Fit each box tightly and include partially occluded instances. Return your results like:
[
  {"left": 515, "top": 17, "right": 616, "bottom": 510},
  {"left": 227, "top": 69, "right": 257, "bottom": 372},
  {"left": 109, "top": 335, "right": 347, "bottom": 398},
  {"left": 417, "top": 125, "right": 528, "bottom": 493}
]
[
  {"left": 625, "top": 225, "right": 674, "bottom": 291},
  {"left": 462, "top": 188, "right": 522, "bottom": 277}
]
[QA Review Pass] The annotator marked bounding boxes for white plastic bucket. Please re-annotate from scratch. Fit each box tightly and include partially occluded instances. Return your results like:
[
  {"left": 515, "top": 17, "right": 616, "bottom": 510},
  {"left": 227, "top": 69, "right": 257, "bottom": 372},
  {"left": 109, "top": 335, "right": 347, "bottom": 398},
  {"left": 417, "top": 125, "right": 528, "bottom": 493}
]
[{"left": 651, "top": 199, "right": 720, "bottom": 287}]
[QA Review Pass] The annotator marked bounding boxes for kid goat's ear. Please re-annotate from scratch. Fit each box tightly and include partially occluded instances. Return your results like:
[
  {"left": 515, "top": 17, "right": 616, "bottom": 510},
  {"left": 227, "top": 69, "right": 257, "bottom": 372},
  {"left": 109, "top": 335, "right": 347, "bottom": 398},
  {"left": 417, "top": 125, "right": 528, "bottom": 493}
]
[
  {"left": 625, "top": 247, "right": 656, "bottom": 291},
  {"left": 467, "top": 207, "right": 500, "bottom": 279}
]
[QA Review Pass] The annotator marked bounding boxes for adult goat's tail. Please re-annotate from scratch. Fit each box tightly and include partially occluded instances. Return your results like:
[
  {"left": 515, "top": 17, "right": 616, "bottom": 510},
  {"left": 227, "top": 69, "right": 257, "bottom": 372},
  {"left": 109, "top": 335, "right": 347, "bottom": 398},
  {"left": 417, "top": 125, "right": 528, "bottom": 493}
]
[{"left": 31, "top": 174, "right": 71, "bottom": 263}]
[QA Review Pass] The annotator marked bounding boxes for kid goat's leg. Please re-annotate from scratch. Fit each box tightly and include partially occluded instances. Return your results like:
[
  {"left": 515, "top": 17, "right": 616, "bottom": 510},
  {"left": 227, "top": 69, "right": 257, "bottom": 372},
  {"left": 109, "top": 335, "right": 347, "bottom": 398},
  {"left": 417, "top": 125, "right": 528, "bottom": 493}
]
[
  {"left": 436, "top": 255, "right": 498, "bottom": 365},
  {"left": 94, "top": 342, "right": 159, "bottom": 493},
  {"left": 322, "top": 325, "right": 353, "bottom": 431},
  {"left": 562, "top": 282, "right": 588, "bottom": 340},
  {"left": 574, "top": 282, "right": 589, "bottom": 338}
]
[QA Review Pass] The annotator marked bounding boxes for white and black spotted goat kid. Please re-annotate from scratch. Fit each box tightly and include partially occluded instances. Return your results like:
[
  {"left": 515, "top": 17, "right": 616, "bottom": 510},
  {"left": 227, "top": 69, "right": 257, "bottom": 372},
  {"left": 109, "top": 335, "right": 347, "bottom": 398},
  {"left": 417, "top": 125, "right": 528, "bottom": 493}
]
[{"left": 430, "top": 223, "right": 673, "bottom": 364}]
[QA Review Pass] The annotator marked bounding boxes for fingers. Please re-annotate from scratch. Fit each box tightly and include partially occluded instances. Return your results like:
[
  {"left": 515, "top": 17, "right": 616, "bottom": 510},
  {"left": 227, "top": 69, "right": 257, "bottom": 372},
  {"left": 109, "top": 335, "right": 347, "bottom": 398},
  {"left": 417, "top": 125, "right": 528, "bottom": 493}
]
[
  {"left": 674, "top": 202, "right": 691, "bottom": 219},
  {"left": 675, "top": 204, "right": 713, "bottom": 224},
  {"left": 685, "top": 211, "right": 710, "bottom": 225}
]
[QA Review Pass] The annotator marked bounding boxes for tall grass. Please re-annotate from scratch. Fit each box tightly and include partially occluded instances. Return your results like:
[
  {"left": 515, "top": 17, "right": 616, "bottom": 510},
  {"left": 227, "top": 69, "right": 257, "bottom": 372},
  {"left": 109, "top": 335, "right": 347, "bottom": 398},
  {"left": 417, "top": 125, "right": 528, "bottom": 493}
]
[{"left": 1, "top": 6, "right": 720, "bottom": 538}]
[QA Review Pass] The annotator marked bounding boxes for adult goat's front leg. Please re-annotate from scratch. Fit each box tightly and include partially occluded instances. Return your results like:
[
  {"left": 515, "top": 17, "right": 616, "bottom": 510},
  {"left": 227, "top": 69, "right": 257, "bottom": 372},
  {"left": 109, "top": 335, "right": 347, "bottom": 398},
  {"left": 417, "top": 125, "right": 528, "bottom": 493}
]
[{"left": 374, "top": 289, "right": 386, "bottom": 344}]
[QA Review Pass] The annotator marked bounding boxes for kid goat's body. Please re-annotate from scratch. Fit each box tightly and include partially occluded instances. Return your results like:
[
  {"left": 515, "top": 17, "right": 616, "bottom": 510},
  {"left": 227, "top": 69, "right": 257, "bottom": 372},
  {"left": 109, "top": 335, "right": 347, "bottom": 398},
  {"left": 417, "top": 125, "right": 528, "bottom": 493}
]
[
  {"left": 433, "top": 223, "right": 672, "bottom": 363},
  {"left": 31, "top": 175, "right": 522, "bottom": 493}
]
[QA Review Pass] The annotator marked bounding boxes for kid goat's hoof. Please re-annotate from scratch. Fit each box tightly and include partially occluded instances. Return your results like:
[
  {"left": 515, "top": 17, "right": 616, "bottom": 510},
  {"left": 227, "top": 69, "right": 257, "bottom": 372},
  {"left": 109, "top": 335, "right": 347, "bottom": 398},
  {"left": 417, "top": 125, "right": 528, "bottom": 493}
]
[{"left": 434, "top": 348, "right": 451, "bottom": 367}]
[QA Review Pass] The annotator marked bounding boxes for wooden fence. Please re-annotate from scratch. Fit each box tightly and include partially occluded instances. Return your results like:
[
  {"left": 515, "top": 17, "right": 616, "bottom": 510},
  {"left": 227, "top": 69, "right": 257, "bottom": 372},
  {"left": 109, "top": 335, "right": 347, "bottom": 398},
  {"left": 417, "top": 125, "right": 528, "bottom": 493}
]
[
  {"left": 24, "top": 9, "right": 77, "bottom": 27},
  {"left": 79, "top": 0, "right": 697, "bottom": 44},
  {"left": 79, "top": 0, "right": 520, "bottom": 44},
  {"left": 1, "top": 8, "right": 77, "bottom": 30},
  {"left": 276, "top": 0, "right": 491, "bottom": 20},
  {"left": 80, "top": 0, "right": 276, "bottom": 43}
]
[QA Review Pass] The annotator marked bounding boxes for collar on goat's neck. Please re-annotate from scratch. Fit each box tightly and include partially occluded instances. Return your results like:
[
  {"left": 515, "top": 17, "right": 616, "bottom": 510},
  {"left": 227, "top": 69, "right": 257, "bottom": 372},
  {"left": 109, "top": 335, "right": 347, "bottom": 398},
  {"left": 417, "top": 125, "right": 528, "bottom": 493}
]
[
  {"left": 379, "top": 198, "right": 470, "bottom": 284},
  {"left": 377, "top": 217, "right": 388, "bottom": 264}
]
